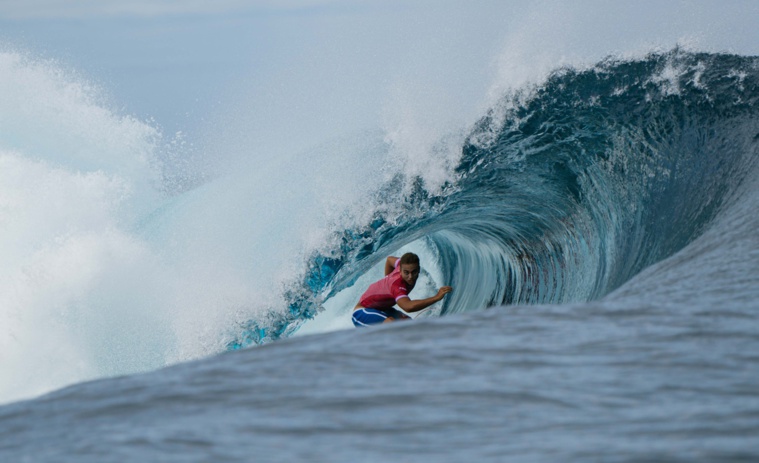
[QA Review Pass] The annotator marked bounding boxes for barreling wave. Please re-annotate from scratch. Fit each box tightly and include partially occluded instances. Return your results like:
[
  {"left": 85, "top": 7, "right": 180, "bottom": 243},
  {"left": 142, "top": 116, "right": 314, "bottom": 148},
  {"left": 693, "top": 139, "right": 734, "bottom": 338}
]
[{"left": 229, "top": 49, "right": 759, "bottom": 348}]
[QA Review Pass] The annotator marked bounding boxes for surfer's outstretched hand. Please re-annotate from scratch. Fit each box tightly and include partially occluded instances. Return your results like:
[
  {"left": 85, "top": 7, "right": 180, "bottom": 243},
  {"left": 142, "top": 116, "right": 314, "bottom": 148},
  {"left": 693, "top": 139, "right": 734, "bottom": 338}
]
[{"left": 436, "top": 286, "right": 453, "bottom": 299}]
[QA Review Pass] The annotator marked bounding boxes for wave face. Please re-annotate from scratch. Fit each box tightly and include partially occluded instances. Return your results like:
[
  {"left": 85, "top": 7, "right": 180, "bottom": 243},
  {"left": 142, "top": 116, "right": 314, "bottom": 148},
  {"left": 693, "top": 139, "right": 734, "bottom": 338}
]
[{"left": 232, "top": 49, "right": 759, "bottom": 346}]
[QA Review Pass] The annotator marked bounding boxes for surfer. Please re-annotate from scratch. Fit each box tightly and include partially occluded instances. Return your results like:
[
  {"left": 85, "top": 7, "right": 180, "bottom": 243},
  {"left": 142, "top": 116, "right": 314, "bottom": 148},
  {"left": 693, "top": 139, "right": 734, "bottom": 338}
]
[{"left": 352, "top": 252, "right": 452, "bottom": 327}]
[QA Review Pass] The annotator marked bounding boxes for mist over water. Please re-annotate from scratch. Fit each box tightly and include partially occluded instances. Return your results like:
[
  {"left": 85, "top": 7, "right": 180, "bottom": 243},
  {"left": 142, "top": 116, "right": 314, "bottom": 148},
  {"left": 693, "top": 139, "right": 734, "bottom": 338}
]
[{"left": 1, "top": 0, "right": 759, "bottom": 409}]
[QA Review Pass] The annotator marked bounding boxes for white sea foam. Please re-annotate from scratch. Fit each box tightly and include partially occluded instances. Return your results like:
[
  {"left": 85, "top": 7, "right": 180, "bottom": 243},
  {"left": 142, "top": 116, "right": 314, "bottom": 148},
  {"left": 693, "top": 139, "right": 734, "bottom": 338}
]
[{"left": 0, "top": 52, "right": 166, "bottom": 402}]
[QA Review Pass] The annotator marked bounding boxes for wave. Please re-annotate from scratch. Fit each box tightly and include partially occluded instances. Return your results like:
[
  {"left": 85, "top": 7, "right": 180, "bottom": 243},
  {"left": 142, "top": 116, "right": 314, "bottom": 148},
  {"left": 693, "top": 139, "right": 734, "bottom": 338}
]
[
  {"left": 3, "top": 47, "right": 758, "bottom": 403},
  {"left": 230, "top": 49, "right": 759, "bottom": 347}
]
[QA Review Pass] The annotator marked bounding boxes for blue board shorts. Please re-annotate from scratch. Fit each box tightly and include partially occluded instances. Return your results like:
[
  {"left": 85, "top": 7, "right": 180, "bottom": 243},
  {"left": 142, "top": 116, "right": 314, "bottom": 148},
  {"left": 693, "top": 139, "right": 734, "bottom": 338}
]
[{"left": 352, "top": 307, "right": 407, "bottom": 327}]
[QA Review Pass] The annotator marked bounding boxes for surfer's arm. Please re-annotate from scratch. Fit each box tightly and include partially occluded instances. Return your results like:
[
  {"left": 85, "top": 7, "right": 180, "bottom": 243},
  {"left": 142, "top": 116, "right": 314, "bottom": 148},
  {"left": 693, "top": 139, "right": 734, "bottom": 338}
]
[
  {"left": 385, "top": 256, "right": 399, "bottom": 275},
  {"left": 396, "top": 287, "right": 452, "bottom": 313}
]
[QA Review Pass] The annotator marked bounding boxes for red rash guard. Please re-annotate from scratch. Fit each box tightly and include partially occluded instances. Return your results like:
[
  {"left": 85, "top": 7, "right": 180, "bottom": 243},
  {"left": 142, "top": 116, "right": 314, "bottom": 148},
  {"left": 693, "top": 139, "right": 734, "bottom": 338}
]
[{"left": 358, "top": 260, "right": 414, "bottom": 310}]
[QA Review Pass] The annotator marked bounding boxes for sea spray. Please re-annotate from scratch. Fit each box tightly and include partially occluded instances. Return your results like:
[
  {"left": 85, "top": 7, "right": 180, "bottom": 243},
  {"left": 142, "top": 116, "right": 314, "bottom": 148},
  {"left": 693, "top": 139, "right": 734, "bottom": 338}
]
[{"left": 0, "top": 51, "right": 167, "bottom": 403}]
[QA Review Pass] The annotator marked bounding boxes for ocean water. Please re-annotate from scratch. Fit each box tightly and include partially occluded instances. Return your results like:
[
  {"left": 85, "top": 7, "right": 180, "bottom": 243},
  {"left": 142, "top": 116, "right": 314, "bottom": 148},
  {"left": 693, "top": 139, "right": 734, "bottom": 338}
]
[{"left": 2, "top": 4, "right": 759, "bottom": 462}]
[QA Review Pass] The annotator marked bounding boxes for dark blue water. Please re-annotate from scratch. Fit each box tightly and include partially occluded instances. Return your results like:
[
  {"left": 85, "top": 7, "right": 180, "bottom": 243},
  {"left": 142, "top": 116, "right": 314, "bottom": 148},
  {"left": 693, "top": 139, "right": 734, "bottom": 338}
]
[{"left": 1, "top": 50, "right": 759, "bottom": 462}]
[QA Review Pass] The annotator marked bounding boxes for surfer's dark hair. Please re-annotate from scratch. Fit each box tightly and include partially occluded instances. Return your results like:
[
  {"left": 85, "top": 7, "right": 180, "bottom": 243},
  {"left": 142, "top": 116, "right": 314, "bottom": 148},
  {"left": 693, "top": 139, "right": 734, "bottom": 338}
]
[{"left": 399, "top": 252, "right": 420, "bottom": 267}]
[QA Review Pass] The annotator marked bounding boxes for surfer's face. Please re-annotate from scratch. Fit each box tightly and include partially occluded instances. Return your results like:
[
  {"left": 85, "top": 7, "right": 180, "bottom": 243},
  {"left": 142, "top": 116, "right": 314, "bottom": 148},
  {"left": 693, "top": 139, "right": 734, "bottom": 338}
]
[{"left": 400, "top": 263, "right": 420, "bottom": 286}]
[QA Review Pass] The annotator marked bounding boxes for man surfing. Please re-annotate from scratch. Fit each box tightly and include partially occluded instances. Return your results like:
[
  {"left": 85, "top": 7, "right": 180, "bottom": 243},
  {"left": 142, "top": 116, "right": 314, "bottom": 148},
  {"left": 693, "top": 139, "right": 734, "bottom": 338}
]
[{"left": 352, "top": 252, "right": 453, "bottom": 327}]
